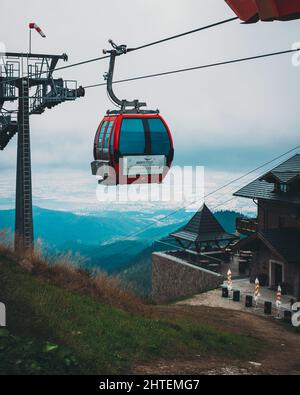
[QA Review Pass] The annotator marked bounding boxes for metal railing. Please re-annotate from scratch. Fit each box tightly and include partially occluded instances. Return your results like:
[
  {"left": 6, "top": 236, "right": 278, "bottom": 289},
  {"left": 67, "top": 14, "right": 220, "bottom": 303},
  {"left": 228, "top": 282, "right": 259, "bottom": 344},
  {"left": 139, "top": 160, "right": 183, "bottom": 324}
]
[
  {"left": 167, "top": 250, "right": 224, "bottom": 274},
  {"left": 30, "top": 80, "right": 79, "bottom": 114},
  {"left": 236, "top": 217, "right": 258, "bottom": 235}
]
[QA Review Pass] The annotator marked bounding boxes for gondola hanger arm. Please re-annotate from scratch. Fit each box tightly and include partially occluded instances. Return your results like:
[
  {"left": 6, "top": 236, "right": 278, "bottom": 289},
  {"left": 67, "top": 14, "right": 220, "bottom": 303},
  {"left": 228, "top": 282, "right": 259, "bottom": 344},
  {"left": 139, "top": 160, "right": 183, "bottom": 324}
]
[{"left": 102, "top": 40, "right": 147, "bottom": 112}]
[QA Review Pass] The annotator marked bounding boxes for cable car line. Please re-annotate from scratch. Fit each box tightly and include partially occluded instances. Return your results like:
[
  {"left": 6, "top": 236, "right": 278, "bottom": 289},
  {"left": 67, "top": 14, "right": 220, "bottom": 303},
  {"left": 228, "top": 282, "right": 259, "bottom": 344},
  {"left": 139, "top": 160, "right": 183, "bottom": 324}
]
[
  {"left": 97, "top": 144, "right": 300, "bottom": 248},
  {"left": 202, "top": 145, "right": 300, "bottom": 200},
  {"left": 127, "top": 17, "right": 238, "bottom": 53},
  {"left": 10, "top": 46, "right": 300, "bottom": 98},
  {"left": 8, "top": 47, "right": 300, "bottom": 99},
  {"left": 83, "top": 47, "right": 300, "bottom": 90},
  {"left": 51, "top": 17, "right": 239, "bottom": 72},
  {"left": 0, "top": 16, "right": 238, "bottom": 88},
  {"left": 49, "top": 17, "right": 239, "bottom": 74},
  {"left": 54, "top": 54, "right": 110, "bottom": 72},
  {"left": 142, "top": 144, "right": 300, "bottom": 223}
]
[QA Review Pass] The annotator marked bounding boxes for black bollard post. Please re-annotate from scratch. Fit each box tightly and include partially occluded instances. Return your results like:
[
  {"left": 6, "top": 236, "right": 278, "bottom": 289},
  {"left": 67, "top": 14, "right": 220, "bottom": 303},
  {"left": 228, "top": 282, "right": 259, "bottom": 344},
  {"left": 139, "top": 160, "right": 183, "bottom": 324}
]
[
  {"left": 233, "top": 289, "right": 241, "bottom": 302},
  {"left": 264, "top": 301, "right": 272, "bottom": 315},
  {"left": 245, "top": 295, "right": 253, "bottom": 308},
  {"left": 222, "top": 286, "right": 229, "bottom": 298}
]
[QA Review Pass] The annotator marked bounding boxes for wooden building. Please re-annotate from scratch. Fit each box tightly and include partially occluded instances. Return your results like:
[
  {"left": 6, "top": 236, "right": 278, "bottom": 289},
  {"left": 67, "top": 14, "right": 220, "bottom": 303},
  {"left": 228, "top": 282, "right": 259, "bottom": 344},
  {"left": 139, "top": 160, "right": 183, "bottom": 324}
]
[
  {"left": 152, "top": 204, "right": 236, "bottom": 303},
  {"left": 234, "top": 154, "right": 300, "bottom": 297},
  {"left": 169, "top": 204, "right": 238, "bottom": 273},
  {"left": 171, "top": 203, "right": 237, "bottom": 253}
]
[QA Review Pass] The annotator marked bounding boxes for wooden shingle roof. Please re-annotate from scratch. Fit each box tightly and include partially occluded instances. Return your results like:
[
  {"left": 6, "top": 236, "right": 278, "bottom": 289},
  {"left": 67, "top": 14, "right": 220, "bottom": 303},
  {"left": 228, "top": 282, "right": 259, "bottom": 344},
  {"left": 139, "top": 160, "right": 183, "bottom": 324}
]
[
  {"left": 234, "top": 154, "right": 300, "bottom": 203},
  {"left": 170, "top": 204, "right": 237, "bottom": 243},
  {"left": 262, "top": 154, "right": 300, "bottom": 184}
]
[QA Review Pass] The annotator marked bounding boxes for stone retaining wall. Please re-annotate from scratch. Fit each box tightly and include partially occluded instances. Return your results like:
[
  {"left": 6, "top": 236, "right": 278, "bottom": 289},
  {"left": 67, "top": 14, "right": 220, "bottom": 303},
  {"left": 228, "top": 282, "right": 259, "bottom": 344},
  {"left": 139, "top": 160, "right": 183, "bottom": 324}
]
[{"left": 152, "top": 252, "right": 224, "bottom": 304}]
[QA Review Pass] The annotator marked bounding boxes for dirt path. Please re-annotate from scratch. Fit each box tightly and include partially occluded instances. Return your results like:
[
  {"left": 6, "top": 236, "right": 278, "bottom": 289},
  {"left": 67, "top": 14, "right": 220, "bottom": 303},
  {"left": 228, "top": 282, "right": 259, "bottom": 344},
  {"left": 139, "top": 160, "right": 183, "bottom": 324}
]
[{"left": 133, "top": 305, "right": 300, "bottom": 375}]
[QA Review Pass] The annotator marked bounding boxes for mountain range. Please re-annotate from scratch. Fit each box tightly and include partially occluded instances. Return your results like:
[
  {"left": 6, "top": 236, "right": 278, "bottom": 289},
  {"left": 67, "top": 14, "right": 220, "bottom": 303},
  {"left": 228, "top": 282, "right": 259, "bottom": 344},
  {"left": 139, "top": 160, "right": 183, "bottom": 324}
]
[{"left": 0, "top": 206, "right": 243, "bottom": 295}]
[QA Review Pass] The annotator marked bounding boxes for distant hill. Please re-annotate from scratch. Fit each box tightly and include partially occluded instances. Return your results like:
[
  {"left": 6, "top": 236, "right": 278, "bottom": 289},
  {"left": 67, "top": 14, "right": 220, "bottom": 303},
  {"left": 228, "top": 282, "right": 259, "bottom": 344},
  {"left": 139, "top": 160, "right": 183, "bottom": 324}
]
[
  {"left": 0, "top": 206, "right": 139, "bottom": 246},
  {"left": 0, "top": 206, "right": 185, "bottom": 272},
  {"left": 0, "top": 206, "right": 242, "bottom": 276}
]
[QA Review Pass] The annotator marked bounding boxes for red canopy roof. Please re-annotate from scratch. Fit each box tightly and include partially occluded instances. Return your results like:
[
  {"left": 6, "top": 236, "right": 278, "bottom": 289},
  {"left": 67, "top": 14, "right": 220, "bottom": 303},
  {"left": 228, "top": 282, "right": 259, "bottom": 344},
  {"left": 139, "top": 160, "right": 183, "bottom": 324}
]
[{"left": 225, "top": 0, "right": 300, "bottom": 23}]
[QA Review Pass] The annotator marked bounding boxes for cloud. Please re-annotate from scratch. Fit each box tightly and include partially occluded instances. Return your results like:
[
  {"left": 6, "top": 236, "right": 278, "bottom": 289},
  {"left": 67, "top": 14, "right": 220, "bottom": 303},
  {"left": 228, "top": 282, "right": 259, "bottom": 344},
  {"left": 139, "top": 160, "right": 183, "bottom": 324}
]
[{"left": 1, "top": 0, "right": 299, "bottom": 175}]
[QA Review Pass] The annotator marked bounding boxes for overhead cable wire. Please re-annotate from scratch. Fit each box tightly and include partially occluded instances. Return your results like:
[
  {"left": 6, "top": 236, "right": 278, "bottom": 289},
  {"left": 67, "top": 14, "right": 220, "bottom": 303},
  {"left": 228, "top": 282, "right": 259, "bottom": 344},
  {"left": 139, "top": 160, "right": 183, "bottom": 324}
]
[
  {"left": 54, "top": 54, "right": 110, "bottom": 72},
  {"left": 99, "top": 144, "right": 300, "bottom": 248},
  {"left": 0, "top": 16, "right": 238, "bottom": 87},
  {"left": 9, "top": 48, "right": 300, "bottom": 99},
  {"left": 127, "top": 17, "right": 238, "bottom": 52},
  {"left": 83, "top": 48, "right": 300, "bottom": 89},
  {"left": 52, "top": 17, "right": 239, "bottom": 73}
]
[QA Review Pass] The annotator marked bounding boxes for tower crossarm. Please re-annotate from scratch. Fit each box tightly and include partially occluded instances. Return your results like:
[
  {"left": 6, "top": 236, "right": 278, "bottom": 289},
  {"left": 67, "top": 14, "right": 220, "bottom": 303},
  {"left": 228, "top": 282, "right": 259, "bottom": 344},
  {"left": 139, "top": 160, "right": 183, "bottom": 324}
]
[
  {"left": 0, "top": 111, "right": 18, "bottom": 150},
  {"left": 30, "top": 79, "right": 85, "bottom": 115}
]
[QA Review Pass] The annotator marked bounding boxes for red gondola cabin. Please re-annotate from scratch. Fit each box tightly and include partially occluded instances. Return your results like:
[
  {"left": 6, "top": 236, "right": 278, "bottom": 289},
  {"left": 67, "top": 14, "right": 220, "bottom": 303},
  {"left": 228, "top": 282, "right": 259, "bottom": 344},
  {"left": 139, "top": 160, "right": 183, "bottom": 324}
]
[
  {"left": 91, "top": 113, "right": 174, "bottom": 185},
  {"left": 225, "top": 0, "right": 300, "bottom": 23},
  {"left": 91, "top": 40, "right": 174, "bottom": 185}
]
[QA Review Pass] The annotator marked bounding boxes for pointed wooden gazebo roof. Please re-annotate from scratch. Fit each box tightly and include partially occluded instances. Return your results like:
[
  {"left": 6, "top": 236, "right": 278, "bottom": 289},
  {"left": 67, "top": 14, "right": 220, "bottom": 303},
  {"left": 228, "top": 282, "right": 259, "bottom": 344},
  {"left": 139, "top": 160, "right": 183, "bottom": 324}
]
[{"left": 170, "top": 204, "right": 237, "bottom": 250}]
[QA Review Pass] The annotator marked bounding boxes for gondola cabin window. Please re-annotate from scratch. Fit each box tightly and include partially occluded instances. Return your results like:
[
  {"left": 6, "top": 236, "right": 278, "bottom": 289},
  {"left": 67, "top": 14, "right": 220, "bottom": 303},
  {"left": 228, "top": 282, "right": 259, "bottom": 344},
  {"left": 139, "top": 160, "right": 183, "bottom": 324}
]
[
  {"left": 148, "top": 118, "right": 171, "bottom": 155},
  {"left": 97, "top": 121, "right": 108, "bottom": 155},
  {"left": 103, "top": 121, "right": 114, "bottom": 158},
  {"left": 119, "top": 119, "right": 146, "bottom": 155}
]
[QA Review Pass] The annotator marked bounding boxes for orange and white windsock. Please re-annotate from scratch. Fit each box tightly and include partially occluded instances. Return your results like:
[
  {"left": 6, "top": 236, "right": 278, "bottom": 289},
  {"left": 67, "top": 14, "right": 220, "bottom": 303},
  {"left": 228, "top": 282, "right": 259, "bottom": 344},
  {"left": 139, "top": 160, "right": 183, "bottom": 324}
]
[
  {"left": 254, "top": 278, "right": 260, "bottom": 301},
  {"left": 227, "top": 269, "right": 233, "bottom": 291},
  {"left": 29, "top": 23, "right": 46, "bottom": 38},
  {"left": 276, "top": 286, "right": 282, "bottom": 309}
]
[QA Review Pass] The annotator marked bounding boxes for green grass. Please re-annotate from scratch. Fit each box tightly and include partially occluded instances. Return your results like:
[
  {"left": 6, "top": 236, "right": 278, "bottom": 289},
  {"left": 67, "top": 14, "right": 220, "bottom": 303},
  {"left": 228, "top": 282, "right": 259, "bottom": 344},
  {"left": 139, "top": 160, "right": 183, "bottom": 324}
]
[
  {"left": 0, "top": 328, "right": 80, "bottom": 375},
  {"left": 0, "top": 259, "right": 262, "bottom": 374}
]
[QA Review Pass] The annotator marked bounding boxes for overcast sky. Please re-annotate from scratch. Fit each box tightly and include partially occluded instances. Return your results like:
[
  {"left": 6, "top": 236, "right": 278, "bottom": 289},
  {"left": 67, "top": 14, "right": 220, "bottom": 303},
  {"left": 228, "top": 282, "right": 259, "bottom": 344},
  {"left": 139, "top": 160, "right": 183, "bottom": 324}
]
[{"left": 1, "top": 0, "right": 300, "bottom": 174}]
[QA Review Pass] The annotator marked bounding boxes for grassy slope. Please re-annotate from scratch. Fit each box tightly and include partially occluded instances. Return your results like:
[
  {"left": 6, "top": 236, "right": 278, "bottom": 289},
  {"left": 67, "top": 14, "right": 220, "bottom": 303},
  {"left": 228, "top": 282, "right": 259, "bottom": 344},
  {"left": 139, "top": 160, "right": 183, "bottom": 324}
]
[{"left": 0, "top": 257, "right": 261, "bottom": 375}]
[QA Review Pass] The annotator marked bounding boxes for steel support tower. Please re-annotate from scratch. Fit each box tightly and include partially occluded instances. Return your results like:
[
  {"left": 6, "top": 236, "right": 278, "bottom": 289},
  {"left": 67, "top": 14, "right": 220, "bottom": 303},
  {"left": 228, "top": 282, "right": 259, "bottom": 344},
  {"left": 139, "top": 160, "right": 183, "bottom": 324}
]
[{"left": 0, "top": 52, "right": 85, "bottom": 252}]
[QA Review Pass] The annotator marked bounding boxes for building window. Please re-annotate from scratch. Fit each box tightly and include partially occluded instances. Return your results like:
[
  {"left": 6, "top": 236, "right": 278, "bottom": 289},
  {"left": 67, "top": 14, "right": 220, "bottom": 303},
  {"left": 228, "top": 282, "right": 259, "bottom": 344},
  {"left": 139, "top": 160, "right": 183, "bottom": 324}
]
[{"left": 280, "top": 183, "right": 288, "bottom": 193}]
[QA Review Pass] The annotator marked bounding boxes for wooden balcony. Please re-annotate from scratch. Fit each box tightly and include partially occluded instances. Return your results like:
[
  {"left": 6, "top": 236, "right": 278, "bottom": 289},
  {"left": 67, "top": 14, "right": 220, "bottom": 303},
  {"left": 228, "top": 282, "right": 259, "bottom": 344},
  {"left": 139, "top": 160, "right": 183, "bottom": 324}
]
[
  {"left": 236, "top": 217, "right": 258, "bottom": 235},
  {"left": 167, "top": 250, "right": 224, "bottom": 274}
]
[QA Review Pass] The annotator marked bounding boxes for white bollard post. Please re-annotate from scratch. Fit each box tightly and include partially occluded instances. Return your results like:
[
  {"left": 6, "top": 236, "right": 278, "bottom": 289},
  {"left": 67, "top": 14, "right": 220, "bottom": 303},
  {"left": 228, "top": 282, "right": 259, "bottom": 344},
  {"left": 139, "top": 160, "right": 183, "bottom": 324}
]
[
  {"left": 254, "top": 278, "right": 260, "bottom": 309},
  {"left": 276, "top": 286, "right": 282, "bottom": 319}
]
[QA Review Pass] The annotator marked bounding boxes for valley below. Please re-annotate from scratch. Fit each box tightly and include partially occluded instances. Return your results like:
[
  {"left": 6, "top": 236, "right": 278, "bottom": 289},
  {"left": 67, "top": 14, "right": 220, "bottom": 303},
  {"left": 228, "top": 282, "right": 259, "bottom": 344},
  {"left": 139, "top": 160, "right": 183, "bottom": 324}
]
[{"left": 0, "top": 206, "right": 242, "bottom": 297}]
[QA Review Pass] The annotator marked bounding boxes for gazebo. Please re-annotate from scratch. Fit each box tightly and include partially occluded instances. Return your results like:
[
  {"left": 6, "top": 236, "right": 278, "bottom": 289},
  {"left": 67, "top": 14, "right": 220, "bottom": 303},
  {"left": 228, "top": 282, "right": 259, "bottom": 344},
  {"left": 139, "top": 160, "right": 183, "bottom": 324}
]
[
  {"left": 152, "top": 204, "right": 236, "bottom": 302},
  {"left": 170, "top": 204, "right": 238, "bottom": 253}
]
